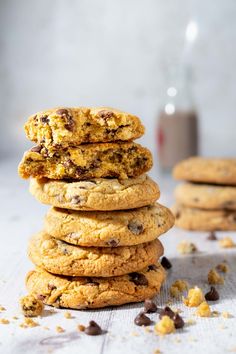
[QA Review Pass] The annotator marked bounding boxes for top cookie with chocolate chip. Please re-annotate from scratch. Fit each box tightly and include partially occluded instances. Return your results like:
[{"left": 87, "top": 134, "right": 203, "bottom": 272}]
[
  {"left": 24, "top": 107, "right": 145, "bottom": 151},
  {"left": 18, "top": 142, "right": 152, "bottom": 180},
  {"left": 173, "top": 157, "right": 236, "bottom": 185}
]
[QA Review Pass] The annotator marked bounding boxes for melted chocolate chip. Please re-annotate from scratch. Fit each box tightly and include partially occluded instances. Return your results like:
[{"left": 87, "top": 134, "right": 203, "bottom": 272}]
[
  {"left": 56, "top": 109, "right": 75, "bottom": 131},
  {"left": 107, "top": 239, "right": 119, "bottom": 247},
  {"left": 173, "top": 313, "right": 185, "bottom": 329},
  {"left": 148, "top": 264, "right": 157, "bottom": 271},
  {"left": 161, "top": 256, "right": 172, "bottom": 270},
  {"left": 85, "top": 321, "right": 102, "bottom": 336},
  {"left": 205, "top": 286, "right": 219, "bottom": 301},
  {"left": 130, "top": 273, "right": 148, "bottom": 286},
  {"left": 41, "top": 115, "right": 49, "bottom": 123},
  {"left": 144, "top": 299, "right": 157, "bottom": 313},
  {"left": 98, "top": 110, "right": 114, "bottom": 120},
  {"left": 159, "top": 306, "right": 175, "bottom": 319},
  {"left": 128, "top": 221, "right": 144, "bottom": 235},
  {"left": 207, "top": 231, "right": 218, "bottom": 241},
  {"left": 31, "top": 145, "right": 42, "bottom": 153},
  {"left": 134, "top": 312, "right": 151, "bottom": 326}
]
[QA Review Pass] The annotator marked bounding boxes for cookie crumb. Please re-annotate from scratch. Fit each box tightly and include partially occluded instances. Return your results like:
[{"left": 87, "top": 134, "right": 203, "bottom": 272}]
[
  {"left": 169, "top": 279, "right": 188, "bottom": 298},
  {"left": 222, "top": 311, "right": 232, "bottom": 318},
  {"left": 154, "top": 316, "right": 175, "bottom": 335},
  {"left": 196, "top": 301, "right": 211, "bottom": 317},
  {"left": 56, "top": 326, "right": 65, "bottom": 333},
  {"left": 219, "top": 237, "right": 235, "bottom": 248},
  {"left": 216, "top": 262, "right": 229, "bottom": 273},
  {"left": 183, "top": 286, "right": 204, "bottom": 307},
  {"left": 177, "top": 241, "right": 197, "bottom": 255},
  {"left": 0, "top": 318, "right": 10, "bottom": 324},
  {"left": 0, "top": 305, "right": 6, "bottom": 312},
  {"left": 78, "top": 324, "right": 86, "bottom": 332},
  {"left": 20, "top": 318, "right": 39, "bottom": 328},
  {"left": 208, "top": 269, "right": 224, "bottom": 285},
  {"left": 186, "top": 318, "right": 196, "bottom": 325},
  {"left": 20, "top": 294, "right": 44, "bottom": 317},
  {"left": 154, "top": 350, "right": 161, "bottom": 354},
  {"left": 64, "top": 311, "right": 72, "bottom": 319},
  {"left": 212, "top": 310, "right": 220, "bottom": 317},
  {"left": 43, "top": 326, "right": 50, "bottom": 330},
  {"left": 12, "top": 316, "right": 18, "bottom": 320}
]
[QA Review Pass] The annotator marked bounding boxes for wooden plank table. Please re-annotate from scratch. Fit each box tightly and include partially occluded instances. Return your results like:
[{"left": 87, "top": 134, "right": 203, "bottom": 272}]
[{"left": 0, "top": 159, "right": 235, "bottom": 354}]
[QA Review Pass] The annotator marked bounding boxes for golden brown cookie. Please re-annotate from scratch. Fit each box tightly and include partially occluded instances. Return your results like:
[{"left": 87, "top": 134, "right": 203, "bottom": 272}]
[
  {"left": 173, "top": 157, "right": 236, "bottom": 185},
  {"left": 173, "top": 204, "right": 236, "bottom": 231},
  {"left": 175, "top": 183, "right": 236, "bottom": 210},
  {"left": 29, "top": 175, "right": 160, "bottom": 211},
  {"left": 28, "top": 232, "right": 164, "bottom": 277},
  {"left": 26, "top": 264, "right": 166, "bottom": 309},
  {"left": 44, "top": 203, "right": 174, "bottom": 247},
  {"left": 18, "top": 142, "right": 152, "bottom": 180},
  {"left": 25, "top": 107, "right": 145, "bottom": 152}
]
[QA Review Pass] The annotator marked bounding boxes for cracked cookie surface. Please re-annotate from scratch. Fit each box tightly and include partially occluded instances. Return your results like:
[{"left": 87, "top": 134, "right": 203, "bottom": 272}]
[
  {"left": 173, "top": 204, "right": 236, "bottom": 231},
  {"left": 175, "top": 183, "right": 236, "bottom": 210},
  {"left": 44, "top": 203, "right": 174, "bottom": 247},
  {"left": 26, "top": 263, "right": 166, "bottom": 309},
  {"left": 173, "top": 157, "right": 236, "bottom": 185},
  {"left": 18, "top": 142, "right": 152, "bottom": 180},
  {"left": 25, "top": 107, "right": 145, "bottom": 152},
  {"left": 29, "top": 174, "right": 160, "bottom": 211},
  {"left": 28, "top": 232, "right": 163, "bottom": 277}
]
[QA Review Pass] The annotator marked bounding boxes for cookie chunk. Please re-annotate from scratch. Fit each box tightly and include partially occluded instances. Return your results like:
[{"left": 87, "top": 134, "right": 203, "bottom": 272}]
[
  {"left": 26, "top": 264, "right": 165, "bottom": 309},
  {"left": 175, "top": 183, "right": 236, "bottom": 210},
  {"left": 20, "top": 294, "right": 44, "bottom": 317},
  {"left": 173, "top": 157, "right": 236, "bottom": 185},
  {"left": 25, "top": 107, "right": 145, "bottom": 151},
  {"left": 44, "top": 203, "right": 174, "bottom": 247},
  {"left": 18, "top": 142, "right": 152, "bottom": 180},
  {"left": 29, "top": 175, "right": 160, "bottom": 211},
  {"left": 173, "top": 204, "right": 236, "bottom": 231},
  {"left": 28, "top": 232, "right": 164, "bottom": 277}
]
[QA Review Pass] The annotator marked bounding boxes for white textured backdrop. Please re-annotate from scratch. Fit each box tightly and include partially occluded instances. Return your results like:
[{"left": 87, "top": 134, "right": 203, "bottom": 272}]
[{"left": 0, "top": 0, "right": 236, "bottom": 160}]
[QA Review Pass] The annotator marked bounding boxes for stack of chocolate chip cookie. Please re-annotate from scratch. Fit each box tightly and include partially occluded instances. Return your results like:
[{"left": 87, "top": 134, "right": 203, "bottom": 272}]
[
  {"left": 173, "top": 157, "right": 236, "bottom": 231},
  {"left": 18, "top": 107, "right": 174, "bottom": 309}
]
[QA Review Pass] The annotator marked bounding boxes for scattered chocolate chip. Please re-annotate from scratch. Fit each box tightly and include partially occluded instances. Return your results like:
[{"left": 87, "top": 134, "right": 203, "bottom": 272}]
[
  {"left": 130, "top": 273, "right": 148, "bottom": 286},
  {"left": 134, "top": 312, "right": 151, "bottom": 326},
  {"left": 56, "top": 109, "right": 75, "bottom": 131},
  {"left": 31, "top": 145, "right": 42, "bottom": 153},
  {"left": 107, "top": 239, "right": 119, "bottom": 247},
  {"left": 173, "top": 313, "right": 185, "bottom": 329},
  {"left": 128, "top": 221, "right": 144, "bottom": 235},
  {"left": 37, "top": 294, "right": 46, "bottom": 301},
  {"left": 48, "top": 284, "right": 57, "bottom": 290},
  {"left": 205, "top": 286, "right": 219, "bottom": 301},
  {"left": 161, "top": 256, "right": 172, "bottom": 270},
  {"left": 148, "top": 264, "right": 157, "bottom": 271},
  {"left": 98, "top": 110, "right": 114, "bottom": 120},
  {"left": 85, "top": 321, "right": 102, "bottom": 336},
  {"left": 144, "top": 299, "right": 157, "bottom": 313},
  {"left": 159, "top": 306, "right": 175, "bottom": 319},
  {"left": 41, "top": 115, "right": 49, "bottom": 123},
  {"left": 207, "top": 231, "right": 218, "bottom": 241}
]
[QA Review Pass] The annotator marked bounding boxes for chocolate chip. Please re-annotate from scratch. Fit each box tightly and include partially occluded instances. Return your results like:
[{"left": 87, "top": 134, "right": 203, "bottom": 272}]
[
  {"left": 37, "top": 294, "right": 46, "bottom": 301},
  {"left": 128, "top": 221, "right": 144, "bottom": 235},
  {"left": 161, "top": 256, "right": 172, "bottom": 270},
  {"left": 159, "top": 306, "right": 175, "bottom": 319},
  {"left": 144, "top": 299, "right": 157, "bottom": 313},
  {"left": 130, "top": 273, "right": 148, "bottom": 286},
  {"left": 98, "top": 110, "right": 114, "bottom": 120},
  {"left": 31, "top": 145, "right": 42, "bottom": 153},
  {"left": 205, "top": 286, "right": 219, "bottom": 301},
  {"left": 173, "top": 313, "right": 185, "bottom": 329},
  {"left": 107, "top": 239, "right": 119, "bottom": 247},
  {"left": 85, "top": 321, "right": 102, "bottom": 336},
  {"left": 207, "top": 232, "right": 218, "bottom": 241},
  {"left": 71, "top": 196, "right": 81, "bottom": 204},
  {"left": 134, "top": 312, "right": 151, "bottom": 326},
  {"left": 62, "top": 248, "right": 69, "bottom": 255},
  {"left": 148, "top": 264, "right": 157, "bottom": 271},
  {"left": 41, "top": 115, "right": 49, "bottom": 123},
  {"left": 56, "top": 109, "right": 75, "bottom": 131}
]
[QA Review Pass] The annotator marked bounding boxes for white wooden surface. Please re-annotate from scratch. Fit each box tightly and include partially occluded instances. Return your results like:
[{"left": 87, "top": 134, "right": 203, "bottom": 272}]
[{"left": 0, "top": 158, "right": 236, "bottom": 354}]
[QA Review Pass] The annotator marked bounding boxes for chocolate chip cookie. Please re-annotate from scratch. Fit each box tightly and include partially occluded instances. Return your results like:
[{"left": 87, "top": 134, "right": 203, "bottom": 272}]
[
  {"left": 28, "top": 232, "right": 164, "bottom": 277},
  {"left": 26, "top": 263, "right": 166, "bottom": 309},
  {"left": 25, "top": 107, "right": 145, "bottom": 152},
  {"left": 29, "top": 174, "right": 160, "bottom": 211},
  {"left": 44, "top": 203, "right": 174, "bottom": 247},
  {"left": 173, "top": 157, "right": 236, "bottom": 185},
  {"left": 173, "top": 204, "right": 236, "bottom": 231},
  {"left": 18, "top": 142, "right": 152, "bottom": 180},
  {"left": 175, "top": 183, "right": 236, "bottom": 210}
]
